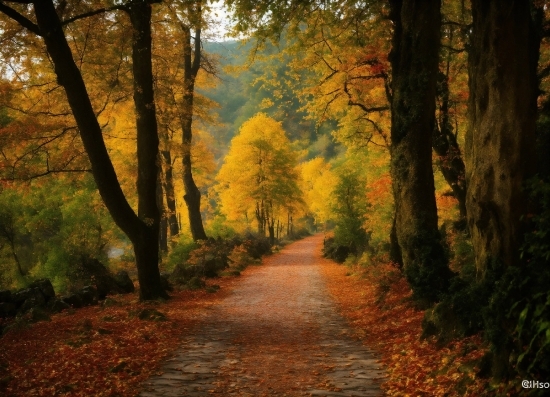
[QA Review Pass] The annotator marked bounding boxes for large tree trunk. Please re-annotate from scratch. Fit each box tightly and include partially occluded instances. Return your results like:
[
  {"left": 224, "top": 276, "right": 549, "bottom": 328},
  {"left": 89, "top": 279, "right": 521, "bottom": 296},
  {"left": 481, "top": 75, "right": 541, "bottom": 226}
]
[
  {"left": 466, "top": 0, "right": 538, "bottom": 279},
  {"left": 31, "top": 0, "right": 166, "bottom": 300},
  {"left": 389, "top": 0, "right": 452, "bottom": 303},
  {"left": 180, "top": 7, "right": 207, "bottom": 241}
]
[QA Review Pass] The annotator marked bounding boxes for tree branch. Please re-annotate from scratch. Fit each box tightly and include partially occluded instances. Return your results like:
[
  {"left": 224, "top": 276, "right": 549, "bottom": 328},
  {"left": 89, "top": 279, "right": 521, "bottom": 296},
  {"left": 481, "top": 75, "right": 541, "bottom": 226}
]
[
  {"left": 0, "top": 1, "right": 41, "bottom": 36},
  {"left": 61, "top": 5, "right": 127, "bottom": 26}
]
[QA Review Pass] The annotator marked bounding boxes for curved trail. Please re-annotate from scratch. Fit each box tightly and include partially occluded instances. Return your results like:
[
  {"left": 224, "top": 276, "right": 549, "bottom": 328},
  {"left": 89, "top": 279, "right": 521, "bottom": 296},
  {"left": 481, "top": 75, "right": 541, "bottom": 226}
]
[{"left": 140, "top": 234, "right": 384, "bottom": 397}]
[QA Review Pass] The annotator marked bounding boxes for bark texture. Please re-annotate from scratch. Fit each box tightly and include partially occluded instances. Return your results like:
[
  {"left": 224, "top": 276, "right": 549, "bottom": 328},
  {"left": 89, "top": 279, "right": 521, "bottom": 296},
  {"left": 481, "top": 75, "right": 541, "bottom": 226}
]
[
  {"left": 161, "top": 148, "right": 180, "bottom": 238},
  {"left": 434, "top": 71, "right": 467, "bottom": 219},
  {"left": 389, "top": 0, "right": 452, "bottom": 302},
  {"left": 466, "top": 0, "right": 538, "bottom": 278},
  {"left": 30, "top": 0, "right": 166, "bottom": 300},
  {"left": 180, "top": 8, "right": 207, "bottom": 241}
]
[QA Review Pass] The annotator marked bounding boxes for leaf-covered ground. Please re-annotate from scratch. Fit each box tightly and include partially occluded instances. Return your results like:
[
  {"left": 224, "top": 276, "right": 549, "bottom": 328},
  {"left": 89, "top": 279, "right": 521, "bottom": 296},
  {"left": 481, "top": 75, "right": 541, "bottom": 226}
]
[
  {"left": 1, "top": 235, "right": 520, "bottom": 396},
  {"left": 319, "top": 257, "right": 501, "bottom": 396},
  {"left": 0, "top": 276, "right": 240, "bottom": 397}
]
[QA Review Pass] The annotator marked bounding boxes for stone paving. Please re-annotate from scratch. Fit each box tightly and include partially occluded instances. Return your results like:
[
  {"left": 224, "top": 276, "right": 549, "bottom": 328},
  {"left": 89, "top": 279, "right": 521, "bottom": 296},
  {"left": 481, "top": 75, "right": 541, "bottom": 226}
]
[{"left": 140, "top": 236, "right": 385, "bottom": 396}]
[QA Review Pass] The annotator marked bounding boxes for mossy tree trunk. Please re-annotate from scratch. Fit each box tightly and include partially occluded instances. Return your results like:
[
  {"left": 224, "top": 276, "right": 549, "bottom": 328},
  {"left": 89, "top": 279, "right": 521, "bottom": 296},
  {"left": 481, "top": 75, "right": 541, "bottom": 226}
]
[
  {"left": 389, "top": 0, "right": 452, "bottom": 302},
  {"left": 466, "top": 0, "right": 538, "bottom": 279}
]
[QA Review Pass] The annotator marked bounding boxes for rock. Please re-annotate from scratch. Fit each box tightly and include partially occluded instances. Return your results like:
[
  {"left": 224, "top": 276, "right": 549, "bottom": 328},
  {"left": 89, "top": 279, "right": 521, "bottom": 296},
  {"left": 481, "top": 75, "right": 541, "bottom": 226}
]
[
  {"left": 18, "top": 295, "right": 46, "bottom": 314},
  {"left": 63, "top": 294, "right": 83, "bottom": 308},
  {"left": 170, "top": 264, "right": 199, "bottom": 284},
  {"left": 160, "top": 272, "right": 173, "bottom": 292},
  {"left": 79, "top": 286, "right": 98, "bottom": 306},
  {"left": 0, "top": 290, "right": 11, "bottom": 303},
  {"left": 28, "top": 279, "right": 55, "bottom": 301},
  {"left": 0, "top": 302, "right": 17, "bottom": 318},
  {"left": 48, "top": 298, "right": 71, "bottom": 313},
  {"left": 114, "top": 271, "right": 134, "bottom": 293},
  {"left": 137, "top": 308, "right": 167, "bottom": 322},
  {"left": 186, "top": 276, "right": 205, "bottom": 290},
  {"left": 29, "top": 307, "right": 51, "bottom": 323},
  {"left": 12, "top": 288, "right": 44, "bottom": 308},
  {"left": 101, "top": 297, "right": 121, "bottom": 308},
  {"left": 206, "top": 284, "right": 220, "bottom": 293}
]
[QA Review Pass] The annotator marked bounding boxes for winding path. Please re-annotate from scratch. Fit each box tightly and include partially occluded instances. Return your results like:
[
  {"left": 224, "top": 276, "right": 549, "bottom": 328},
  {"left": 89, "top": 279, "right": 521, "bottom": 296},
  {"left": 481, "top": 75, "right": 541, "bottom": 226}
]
[{"left": 140, "top": 234, "right": 384, "bottom": 396}]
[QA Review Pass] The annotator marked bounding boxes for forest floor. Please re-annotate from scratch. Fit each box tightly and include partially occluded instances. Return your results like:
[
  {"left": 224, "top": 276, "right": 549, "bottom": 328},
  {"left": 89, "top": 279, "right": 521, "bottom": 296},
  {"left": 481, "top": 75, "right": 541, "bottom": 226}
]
[{"left": 0, "top": 234, "right": 498, "bottom": 396}]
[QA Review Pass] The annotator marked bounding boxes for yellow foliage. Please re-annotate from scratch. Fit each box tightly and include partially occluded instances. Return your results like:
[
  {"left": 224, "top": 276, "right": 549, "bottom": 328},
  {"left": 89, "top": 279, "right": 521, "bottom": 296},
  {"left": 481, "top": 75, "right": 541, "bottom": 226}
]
[
  {"left": 300, "top": 158, "right": 338, "bottom": 224},
  {"left": 216, "top": 113, "right": 303, "bottom": 231}
]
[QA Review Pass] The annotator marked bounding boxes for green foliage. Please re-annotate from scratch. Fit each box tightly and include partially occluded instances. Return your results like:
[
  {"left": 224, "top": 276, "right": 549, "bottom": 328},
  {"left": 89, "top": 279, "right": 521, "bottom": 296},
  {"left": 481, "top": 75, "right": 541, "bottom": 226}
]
[
  {"left": 202, "top": 40, "right": 339, "bottom": 160},
  {"left": 403, "top": 227, "right": 453, "bottom": 304},
  {"left": 424, "top": 178, "right": 550, "bottom": 379},
  {"left": 495, "top": 177, "right": 550, "bottom": 378},
  {"left": 165, "top": 234, "right": 197, "bottom": 272},
  {"left": 206, "top": 213, "right": 237, "bottom": 239},
  {"left": 331, "top": 167, "right": 369, "bottom": 253},
  {"left": 0, "top": 177, "right": 118, "bottom": 293}
]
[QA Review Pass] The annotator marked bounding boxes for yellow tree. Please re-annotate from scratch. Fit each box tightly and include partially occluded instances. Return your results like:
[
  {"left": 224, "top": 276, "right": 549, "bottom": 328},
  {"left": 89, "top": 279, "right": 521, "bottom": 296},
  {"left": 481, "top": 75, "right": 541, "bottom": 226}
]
[
  {"left": 216, "top": 113, "right": 303, "bottom": 243},
  {"left": 300, "top": 157, "right": 337, "bottom": 227}
]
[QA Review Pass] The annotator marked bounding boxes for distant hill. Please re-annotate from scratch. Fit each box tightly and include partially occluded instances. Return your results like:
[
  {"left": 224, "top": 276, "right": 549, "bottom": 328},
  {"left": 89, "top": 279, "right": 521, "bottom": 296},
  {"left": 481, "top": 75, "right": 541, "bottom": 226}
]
[{"left": 200, "top": 39, "right": 341, "bottom": 161}]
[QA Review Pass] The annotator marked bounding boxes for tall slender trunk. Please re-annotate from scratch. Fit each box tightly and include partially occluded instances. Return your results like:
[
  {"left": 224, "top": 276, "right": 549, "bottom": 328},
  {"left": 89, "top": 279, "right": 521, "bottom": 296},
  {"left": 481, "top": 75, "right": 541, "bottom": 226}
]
[
  {"left": 466, "top": 0, "right": 538, "bottom": 278},
  {"left": 157, "top": 176, "right": 168, "bottom": 253},
  {"left": 160, "top": 146, "right": 179, "bottom": 238},
  {"left": 389, "top": 0, "right": 452, "bottom": 302},
  {"left": 179, "top": 5, "right": 207, "bottom": 241},
  {"left": 30, "top": 0, "right": 166, "bottom": 300}
]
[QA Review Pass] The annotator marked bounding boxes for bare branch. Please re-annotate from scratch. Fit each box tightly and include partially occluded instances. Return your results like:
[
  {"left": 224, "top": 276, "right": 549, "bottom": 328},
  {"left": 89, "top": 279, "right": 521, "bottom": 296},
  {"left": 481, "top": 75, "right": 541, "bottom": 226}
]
[{"left": 61, "top": 5, "right": 127, "bottom": 25}]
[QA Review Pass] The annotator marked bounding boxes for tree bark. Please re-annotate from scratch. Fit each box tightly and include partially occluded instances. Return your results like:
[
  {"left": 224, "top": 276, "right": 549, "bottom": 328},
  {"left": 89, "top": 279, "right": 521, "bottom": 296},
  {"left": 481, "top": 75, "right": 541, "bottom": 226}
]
[
  {"left": 434, "top": 71, "right": 467, "bottom": 220},
  {"left": 180, "top": 5, "right": 207, "bottom": 241},
  {"left": 30, "top": 0, "right": 166, "bottom": 300},
  {"left": 157, "top": 176, "right": 168, "bottom": 253},
  {"left": 466, "top": 0, "right": 538, "bottom": 279},
  {"left": 389, "top": 0, "right": 452, "bottom": 302},
  {"left": 161, "top": 148, "right": 180, "bottom": 238}
]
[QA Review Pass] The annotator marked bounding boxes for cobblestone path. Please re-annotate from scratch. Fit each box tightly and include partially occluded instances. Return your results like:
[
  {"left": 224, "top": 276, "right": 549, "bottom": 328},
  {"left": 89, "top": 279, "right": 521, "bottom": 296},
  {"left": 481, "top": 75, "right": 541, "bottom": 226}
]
[{"left": 140, "top": 235, "right": 384, "bottom": 397}]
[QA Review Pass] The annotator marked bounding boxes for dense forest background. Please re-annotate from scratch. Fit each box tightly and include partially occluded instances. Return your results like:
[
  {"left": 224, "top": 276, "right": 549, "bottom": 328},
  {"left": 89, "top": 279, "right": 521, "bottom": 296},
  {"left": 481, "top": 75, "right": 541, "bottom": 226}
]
[{"left": 1, "top": 0, "right": 550, "bottom": 393}]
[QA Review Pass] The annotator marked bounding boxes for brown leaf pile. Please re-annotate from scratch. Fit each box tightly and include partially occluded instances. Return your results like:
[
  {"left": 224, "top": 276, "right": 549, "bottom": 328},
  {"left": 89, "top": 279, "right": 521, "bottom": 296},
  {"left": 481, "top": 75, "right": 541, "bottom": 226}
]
[
  {"left": 0, "top": 277, "right": 238, "bottom": 397},
  {"left": 318, "top": 253, "right": 494, "bottom": 396}
]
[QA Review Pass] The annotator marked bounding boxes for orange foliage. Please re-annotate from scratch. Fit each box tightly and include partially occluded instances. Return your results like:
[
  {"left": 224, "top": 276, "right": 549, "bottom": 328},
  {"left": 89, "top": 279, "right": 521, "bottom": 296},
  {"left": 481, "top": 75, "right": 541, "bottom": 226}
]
[
  {"left": 319, "top": 258, "right": 492, "bottom": 396},
  {"left": 0, "top": 278, "right": 238, "bottom": 397}
]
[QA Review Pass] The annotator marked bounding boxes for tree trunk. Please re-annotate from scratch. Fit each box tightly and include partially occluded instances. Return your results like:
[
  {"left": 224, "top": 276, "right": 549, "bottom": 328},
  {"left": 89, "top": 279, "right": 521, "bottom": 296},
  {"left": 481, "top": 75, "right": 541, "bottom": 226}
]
[
  {"left": 466, "top": 0, "right": 538, "bottom": 278},
  {"left": 389, "top": 0, "right": 452, "bottom": 302},
  {"left": 157, "top": 177, "right": 168, "bottom": 253},
  {"left": 161, "top": 148, "right": 180, "bottom": 238},
  {"left": 126, "top": 1, "right": 167, "bottom": 299},
  {"left": 31, "top": 0, "right": 166, "bottom": 300},
  {"left": 389, "top": 214, "right": 403, "bottom": 268},
  {"left": 180, "top": 9, "right": 207, "bottom": 241},
  {"left": 434, "top": 71, "right": 467, "bottom": 220}
]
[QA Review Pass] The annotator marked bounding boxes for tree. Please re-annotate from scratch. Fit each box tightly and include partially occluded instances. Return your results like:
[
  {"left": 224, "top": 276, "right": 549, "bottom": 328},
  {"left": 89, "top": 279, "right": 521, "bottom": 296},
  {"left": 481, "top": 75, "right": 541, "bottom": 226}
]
[
  {"left": 332, "top": 166, "right": 369, "bottom": 252},
  {"left": 388, "top": 0, "right": 453, "bottom": 302},
  {"left": 156, "top": 1, "right": 220, "bottom": 241},
  {"left": 465, "top": 0, "right": 539, "bottom": 378},
  {"left": 466, "top": 0, "right": 538, "bottom": 279},
  {"left": 165, "top": 0, "right": 210, "bottom": 241},
  {"left": 0, "top": 0, "right": 167, "bottom": 299},
  {"left": 216, "top": 113, "right": 303, "bottom": 243},
  {"left": 300, "top": 157, "right": 338, "bottom": 227}
]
